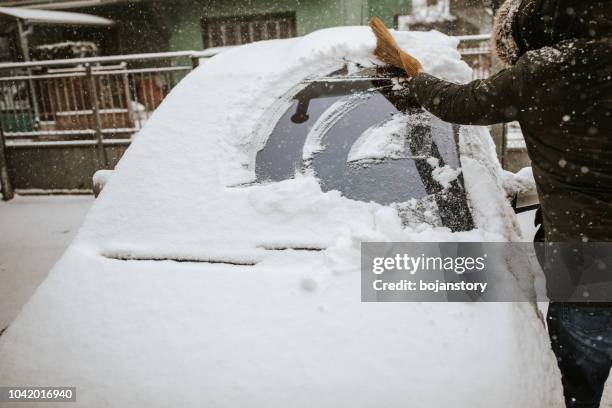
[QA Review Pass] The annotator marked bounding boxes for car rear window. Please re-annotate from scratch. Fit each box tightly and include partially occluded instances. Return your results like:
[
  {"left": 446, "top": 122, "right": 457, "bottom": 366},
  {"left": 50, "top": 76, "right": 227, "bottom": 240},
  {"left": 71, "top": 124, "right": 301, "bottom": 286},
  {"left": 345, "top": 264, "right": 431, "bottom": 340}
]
[{"left": 256, "top": 71, "right": 474, "bottom": 232}]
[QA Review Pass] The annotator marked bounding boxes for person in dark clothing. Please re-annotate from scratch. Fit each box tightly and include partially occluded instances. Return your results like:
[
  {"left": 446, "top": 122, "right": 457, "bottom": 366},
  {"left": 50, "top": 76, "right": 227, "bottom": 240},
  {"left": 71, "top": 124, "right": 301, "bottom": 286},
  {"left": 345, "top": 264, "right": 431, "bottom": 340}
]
[
  {"left": 410, "top": 1, "right": 611, "bottom": 244},
  {"left": 371, "top": 0, "right": 611, "bottom": 406}
]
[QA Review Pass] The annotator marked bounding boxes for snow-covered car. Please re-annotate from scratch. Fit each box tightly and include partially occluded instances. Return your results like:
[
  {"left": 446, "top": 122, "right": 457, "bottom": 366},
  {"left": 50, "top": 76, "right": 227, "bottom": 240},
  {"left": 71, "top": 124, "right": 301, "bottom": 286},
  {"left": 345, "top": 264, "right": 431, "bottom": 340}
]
[{"left": 0, "top": 27, "right": 561, "bottom": 407}]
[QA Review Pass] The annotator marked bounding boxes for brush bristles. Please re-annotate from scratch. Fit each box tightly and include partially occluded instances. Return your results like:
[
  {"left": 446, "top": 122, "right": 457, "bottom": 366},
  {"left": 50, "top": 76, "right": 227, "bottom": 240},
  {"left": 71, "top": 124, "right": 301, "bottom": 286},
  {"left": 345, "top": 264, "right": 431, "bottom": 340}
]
[
  {"left": 369, "top": 16, "right": 423, "bottom": 77},
  {"left": 370, "top": 17, "right": 403, "bottom": 68}
]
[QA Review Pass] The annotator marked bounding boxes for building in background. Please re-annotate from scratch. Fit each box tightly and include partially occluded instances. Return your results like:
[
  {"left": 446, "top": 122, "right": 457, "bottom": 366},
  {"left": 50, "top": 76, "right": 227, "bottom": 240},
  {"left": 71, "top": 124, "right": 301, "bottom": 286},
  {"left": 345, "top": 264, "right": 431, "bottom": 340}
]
[
  {"left": 0, "top": 0, "right": 413, "bottom": 60},
  {"left": 397, "top": 0, "right": 494, "bottom": 35}
]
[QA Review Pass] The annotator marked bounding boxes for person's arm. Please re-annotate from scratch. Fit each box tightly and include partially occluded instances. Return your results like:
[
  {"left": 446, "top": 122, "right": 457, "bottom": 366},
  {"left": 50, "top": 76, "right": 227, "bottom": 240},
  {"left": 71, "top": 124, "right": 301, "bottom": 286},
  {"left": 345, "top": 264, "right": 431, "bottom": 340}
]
[
  {"left": 409, "top": 65, "right": 525, "bottom": 126},
  {"left": 367, "top": 15, "right": 527, "bottom": 126}
]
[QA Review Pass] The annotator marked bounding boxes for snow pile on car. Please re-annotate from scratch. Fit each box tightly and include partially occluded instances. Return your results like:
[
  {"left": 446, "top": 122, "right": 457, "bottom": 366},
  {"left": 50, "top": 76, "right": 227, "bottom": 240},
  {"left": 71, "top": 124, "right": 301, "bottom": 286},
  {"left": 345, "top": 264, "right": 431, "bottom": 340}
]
[
  {"left": 0, "top": 27, "right": 562, "bottom": 408},
  {"left": 347, "top": 113, "right": 413, "bottom": 162},
  {"left": 503, "top": 166, "right": 537, "bottom": 196}
]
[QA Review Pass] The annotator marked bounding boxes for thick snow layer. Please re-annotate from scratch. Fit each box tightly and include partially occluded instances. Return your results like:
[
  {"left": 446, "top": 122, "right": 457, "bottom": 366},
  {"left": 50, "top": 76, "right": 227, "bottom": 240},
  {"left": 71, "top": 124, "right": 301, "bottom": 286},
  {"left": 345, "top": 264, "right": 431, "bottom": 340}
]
[
  {"left": 426, "top": 156, "right": 461, "bottom": 189},
  {"left": 458, "top": 126, "right": 524, "bottom": 241},
  {"left": 0, "top": 27, "right": 562, "bottom": 407},
  {"left": 347, "top": 113, "right": 411, "bottom": 162},
  {"left": 92, "top": 169, "right": 113, "bottom": 190},
  {"left": 503, "top": 166, "right": 536, "bottom": 196}
]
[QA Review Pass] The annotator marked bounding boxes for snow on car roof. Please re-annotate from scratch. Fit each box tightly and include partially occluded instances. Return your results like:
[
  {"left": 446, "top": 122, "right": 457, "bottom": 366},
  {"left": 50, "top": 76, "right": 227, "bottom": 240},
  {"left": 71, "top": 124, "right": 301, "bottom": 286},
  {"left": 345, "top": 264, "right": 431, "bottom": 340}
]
[{"left": 0, "top": 27, "right": 558, "bottom": 407}]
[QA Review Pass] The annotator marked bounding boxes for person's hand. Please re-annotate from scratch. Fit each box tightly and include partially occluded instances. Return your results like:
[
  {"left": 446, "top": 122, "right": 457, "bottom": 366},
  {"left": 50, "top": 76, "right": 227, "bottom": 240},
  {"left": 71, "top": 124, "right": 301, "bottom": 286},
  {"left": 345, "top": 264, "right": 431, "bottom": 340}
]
[{"left": 369, "top": 17, "right": 423, "bottom": 77}]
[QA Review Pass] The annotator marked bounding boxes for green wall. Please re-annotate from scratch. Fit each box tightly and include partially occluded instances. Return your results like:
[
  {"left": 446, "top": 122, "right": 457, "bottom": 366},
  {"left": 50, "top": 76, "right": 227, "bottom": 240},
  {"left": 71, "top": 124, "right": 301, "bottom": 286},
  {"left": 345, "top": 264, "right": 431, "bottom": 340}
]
[
  {"left": 164, "top": 0, "right": 341, "bottom": 51},
  {"left": 162, "top": 0, "right": 412, "bottom": 51},
  {"left": 368, "top": 0, "right": 414, "bottom": 26},
  {"left": 30, "top": 0, "right": 412, "bottom": 56}
]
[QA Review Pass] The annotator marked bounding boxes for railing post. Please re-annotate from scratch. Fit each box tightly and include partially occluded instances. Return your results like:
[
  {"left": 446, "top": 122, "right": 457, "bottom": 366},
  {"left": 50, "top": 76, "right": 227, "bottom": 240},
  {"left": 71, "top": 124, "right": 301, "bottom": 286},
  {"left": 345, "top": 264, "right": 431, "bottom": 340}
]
[
  {"left": 16, "top": 19, "right": 40, "bottom": 122},
  {"left": 191, "top": 55, "right": 200, "bottom": 69},
  {"left": 0, "top": 125, "right": 14, "bottom": 201},
  {"left": 85, "top": 63, "right": 108, "bottom": 168},
  {"left": 121, "top": 63, "right": 135, "bottom": 128}
]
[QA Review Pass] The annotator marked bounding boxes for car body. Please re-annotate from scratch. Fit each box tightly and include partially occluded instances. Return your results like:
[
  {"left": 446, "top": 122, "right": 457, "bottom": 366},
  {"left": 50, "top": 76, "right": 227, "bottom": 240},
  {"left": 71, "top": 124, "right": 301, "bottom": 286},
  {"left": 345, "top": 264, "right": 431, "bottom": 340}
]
[{"left": 0, "top": 27, "right": 562, "bottom": 407}]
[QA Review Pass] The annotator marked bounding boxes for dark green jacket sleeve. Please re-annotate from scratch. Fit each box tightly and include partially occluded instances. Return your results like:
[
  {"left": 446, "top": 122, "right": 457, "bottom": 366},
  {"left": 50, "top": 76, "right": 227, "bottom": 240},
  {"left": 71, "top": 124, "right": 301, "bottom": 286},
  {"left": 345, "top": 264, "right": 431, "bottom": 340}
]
[{"left": 409, "top": 66, "right": 525, "bottom": 126}]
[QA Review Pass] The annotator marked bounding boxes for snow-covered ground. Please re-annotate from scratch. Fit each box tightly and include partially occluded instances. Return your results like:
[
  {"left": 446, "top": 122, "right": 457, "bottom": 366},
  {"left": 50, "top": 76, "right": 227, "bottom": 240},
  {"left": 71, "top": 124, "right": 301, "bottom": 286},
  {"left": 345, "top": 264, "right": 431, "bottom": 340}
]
[{"left": 0, "top": 195, "right": 93, "bottom": 330}]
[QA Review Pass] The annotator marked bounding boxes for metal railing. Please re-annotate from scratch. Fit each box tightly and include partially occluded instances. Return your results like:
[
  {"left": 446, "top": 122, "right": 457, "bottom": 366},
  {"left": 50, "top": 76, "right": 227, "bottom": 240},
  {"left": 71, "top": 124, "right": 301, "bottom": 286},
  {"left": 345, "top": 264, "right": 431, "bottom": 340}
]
[
  {"left": 457, "top": 34, "right": 493, "bottom": 80},
  {"left": 0, "top": 50, "right": 220, "bottom": 166},
  {"left": 0, "top": 49, "right": 225, "bottom": 198}
]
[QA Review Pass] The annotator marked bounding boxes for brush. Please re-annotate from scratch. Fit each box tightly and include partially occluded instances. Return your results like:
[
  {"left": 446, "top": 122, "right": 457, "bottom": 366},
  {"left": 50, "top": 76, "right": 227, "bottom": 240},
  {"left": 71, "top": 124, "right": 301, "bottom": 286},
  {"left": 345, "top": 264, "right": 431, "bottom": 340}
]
[{"left": 369, "top": 16, "right": 423, "bottom": 77}]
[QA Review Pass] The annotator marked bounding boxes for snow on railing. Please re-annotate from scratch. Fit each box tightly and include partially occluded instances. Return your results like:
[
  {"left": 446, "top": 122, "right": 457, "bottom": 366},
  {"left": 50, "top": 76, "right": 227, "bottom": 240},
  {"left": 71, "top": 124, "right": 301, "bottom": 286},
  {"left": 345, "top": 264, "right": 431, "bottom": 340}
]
[{"left": 0, "top": 48, "right": 232, "bottom": 71}]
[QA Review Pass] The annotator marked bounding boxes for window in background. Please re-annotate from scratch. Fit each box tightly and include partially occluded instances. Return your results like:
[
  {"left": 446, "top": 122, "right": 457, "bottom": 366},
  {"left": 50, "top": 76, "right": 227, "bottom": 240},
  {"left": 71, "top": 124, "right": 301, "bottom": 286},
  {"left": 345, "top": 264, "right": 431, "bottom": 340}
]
[{"left": 201, "top": 12, "right": 296, "bottom": 49}]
